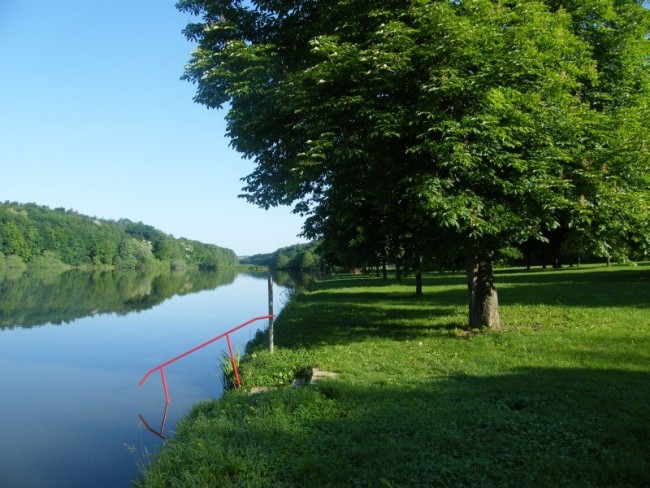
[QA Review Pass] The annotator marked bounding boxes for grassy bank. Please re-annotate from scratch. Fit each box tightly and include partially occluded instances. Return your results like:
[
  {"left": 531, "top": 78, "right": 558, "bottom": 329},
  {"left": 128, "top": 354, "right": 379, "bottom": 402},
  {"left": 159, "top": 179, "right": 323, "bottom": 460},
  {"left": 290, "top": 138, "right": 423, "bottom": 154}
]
[{"left": 135, "top": 264, "right": 650, "bottom": 487}]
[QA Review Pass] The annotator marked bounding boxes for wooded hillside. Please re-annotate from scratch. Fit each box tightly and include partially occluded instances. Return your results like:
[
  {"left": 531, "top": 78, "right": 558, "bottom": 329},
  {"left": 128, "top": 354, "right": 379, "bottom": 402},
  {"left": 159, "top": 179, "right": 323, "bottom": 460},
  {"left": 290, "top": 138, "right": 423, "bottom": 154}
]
[
  {"left": 240, "top": 242, "right": 321, "bottom": 271},
  {"left": 0, "top": 202, "right": 238, "bottom": 270}
]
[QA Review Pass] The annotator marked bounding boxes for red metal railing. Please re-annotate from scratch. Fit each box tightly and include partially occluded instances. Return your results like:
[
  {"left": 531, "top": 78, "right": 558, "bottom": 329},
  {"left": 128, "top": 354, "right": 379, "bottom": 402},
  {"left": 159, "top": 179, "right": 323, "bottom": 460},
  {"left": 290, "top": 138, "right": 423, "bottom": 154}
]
[{"left": 138, "top": 314, "right": 274, "bottom": 403}]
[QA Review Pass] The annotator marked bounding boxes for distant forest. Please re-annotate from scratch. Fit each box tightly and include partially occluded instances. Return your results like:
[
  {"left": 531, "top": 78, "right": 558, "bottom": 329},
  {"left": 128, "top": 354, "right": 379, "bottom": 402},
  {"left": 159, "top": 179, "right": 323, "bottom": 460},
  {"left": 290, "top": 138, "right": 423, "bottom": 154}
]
[
  {"left": 0, "top": 202, "right": 238, "bottom": 270},
  {"left": 241, "top": 242, "right": 321, "bottom": 271}
]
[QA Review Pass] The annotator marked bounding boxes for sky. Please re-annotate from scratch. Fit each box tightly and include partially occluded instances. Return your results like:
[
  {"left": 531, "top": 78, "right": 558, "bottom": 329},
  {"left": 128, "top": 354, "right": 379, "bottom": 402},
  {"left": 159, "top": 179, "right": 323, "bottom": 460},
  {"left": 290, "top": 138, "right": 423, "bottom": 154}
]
[{"left": 0, "top": 0, "right": 307, "bottom": 256}]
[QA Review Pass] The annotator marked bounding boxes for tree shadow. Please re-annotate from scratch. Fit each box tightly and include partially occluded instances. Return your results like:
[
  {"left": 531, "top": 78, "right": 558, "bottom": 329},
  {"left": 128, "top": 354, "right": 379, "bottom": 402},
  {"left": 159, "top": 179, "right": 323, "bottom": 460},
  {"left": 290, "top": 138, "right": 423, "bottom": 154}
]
[
  {"left": 186, "top": 367, "right": 650, "bottom": 486},
  {"left": 405, "top": 266, "right": 650, "bottom": 308},
  {"left": 495, "top": 267, "right": 650, "bottom": 308},
  {"left": 274, "top": 287, "right": 465, "bottom": 348},
  {"left": 492, "top": 264, "right": 648, "bottom": 285},
  {"left": 265, "top": 267, "right": 648, "bottom": 350}
]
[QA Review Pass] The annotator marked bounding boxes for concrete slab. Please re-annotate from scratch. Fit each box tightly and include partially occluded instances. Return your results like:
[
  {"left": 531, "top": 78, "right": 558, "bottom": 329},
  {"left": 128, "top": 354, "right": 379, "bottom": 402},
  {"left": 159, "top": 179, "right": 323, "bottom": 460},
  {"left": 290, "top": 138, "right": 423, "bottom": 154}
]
[{"left": 310, "top": 368, "right": 339, "bottom": 384}]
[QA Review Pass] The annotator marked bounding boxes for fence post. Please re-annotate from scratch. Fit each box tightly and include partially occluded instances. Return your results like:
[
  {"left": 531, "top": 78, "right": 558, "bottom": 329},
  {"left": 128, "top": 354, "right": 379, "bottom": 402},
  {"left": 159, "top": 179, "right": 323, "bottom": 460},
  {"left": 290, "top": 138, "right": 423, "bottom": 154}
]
[{"left": 268, "top": 270, "right": 274, "bottom": 354}]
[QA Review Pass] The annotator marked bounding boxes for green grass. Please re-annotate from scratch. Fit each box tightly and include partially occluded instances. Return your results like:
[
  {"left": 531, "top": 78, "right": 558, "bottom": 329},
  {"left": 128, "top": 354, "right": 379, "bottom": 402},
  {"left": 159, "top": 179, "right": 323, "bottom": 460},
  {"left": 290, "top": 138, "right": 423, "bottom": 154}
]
[{"left": 135, "top": 264, "right": 650, "bottom": 487}]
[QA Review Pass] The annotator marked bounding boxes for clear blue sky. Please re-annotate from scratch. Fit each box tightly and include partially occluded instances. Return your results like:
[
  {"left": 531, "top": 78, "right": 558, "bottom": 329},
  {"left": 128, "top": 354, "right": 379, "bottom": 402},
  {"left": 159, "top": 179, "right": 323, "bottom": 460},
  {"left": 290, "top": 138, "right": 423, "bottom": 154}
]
[{"left": 0, "top": 0, "right": 306, "bottom": 256}]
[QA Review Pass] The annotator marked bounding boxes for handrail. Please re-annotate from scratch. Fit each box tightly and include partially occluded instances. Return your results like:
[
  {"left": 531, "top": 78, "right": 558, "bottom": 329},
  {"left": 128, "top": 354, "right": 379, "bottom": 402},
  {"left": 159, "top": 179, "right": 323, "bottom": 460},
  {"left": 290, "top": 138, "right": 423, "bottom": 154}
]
[{"left": 139, "top": 314, "right": 274, "bottom": 403}]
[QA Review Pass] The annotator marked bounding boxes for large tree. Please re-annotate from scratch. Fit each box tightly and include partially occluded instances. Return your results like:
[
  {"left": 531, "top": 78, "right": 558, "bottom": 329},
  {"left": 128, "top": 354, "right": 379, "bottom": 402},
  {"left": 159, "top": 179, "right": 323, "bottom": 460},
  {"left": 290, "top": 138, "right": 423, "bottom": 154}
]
[{"left": 178, "top": 0, "right": 649, "bottom": 328}]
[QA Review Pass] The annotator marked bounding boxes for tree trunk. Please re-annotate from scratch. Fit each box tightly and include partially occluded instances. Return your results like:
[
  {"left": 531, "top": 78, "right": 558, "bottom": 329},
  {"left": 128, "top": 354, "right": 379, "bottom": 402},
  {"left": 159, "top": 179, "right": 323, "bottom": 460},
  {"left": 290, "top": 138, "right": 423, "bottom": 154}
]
[
  {"left": 415, "top": 271, "right": 422, "bottom": 296},
  {"left": 382, "top": 258, "right": 387, "bottom": 280},
  {"left": 465, "top": 255, "right": 501, "bottom": 330},
  {"left": 415, "top": 253, "right": 423, "bottom": 296}
]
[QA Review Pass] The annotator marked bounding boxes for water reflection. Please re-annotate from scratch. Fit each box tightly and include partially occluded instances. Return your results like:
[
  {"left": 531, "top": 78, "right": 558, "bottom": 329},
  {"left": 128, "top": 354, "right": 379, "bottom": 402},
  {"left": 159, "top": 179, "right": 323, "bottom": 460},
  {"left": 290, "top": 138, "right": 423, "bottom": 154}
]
[
  {"left": 139, "top": 403, "right": 169, "bottom": 440},
  {"left": 0, "top": 267, "right": 237, "bottom": 330},
  {"left": 271, "top": 270, "right": 318, "bottom": 290}
]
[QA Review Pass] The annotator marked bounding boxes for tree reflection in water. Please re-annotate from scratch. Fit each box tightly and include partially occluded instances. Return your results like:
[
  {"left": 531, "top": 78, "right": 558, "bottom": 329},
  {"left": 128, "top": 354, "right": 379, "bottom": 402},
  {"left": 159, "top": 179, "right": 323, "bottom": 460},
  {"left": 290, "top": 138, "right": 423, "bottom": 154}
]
[{"left": 0, "top": 267, "right": 238, "bottom": 330}]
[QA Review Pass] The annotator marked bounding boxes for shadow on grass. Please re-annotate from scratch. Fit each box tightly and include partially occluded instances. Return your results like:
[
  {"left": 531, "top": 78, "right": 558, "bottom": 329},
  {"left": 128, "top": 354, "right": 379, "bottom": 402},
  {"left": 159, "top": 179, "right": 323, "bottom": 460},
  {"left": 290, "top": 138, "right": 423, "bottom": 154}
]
[
  {"left": 493, "top": 263, "right": 650, "bottom": 283},
  {"left": 183, "top": 367, "right": 649, "bottom": 487},
  {"left": 495, "top": 267, "right": 650, "bottom": 308},
  {"left": 265, "top": 267, "right": 650, "bottom": 350},
  {"left": 275, "top": 291, "right": 465, "bottom": 348},
  {"left": 322, "top": 265, "right": 650, "bottom": 312}
]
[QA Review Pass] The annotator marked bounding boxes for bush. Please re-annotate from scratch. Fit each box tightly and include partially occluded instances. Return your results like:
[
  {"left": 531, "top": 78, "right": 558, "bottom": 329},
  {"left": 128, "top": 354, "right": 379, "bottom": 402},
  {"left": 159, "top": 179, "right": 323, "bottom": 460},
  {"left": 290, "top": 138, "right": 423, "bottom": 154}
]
[
  {"left": 30, "top": 251, "right": 70, "bottom": 270},
  {"left": 2, "top": 254, "right": 26, "bottom": 270}
]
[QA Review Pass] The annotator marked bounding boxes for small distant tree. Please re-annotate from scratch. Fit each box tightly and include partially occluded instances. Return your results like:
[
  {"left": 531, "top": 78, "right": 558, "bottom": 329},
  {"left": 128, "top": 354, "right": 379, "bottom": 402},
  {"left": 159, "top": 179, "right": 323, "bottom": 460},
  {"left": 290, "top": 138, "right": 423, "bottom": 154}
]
[
  {"left": 115, "top": 237, "right": 154, "bottom": 270},
  {"left": 1, "top": 221, "right": 30, "bottom": 261},
  {"left": 274, "top": 251, "right": 289, "bottom": 269},
  {"left": 300, "top": 250, "right": 316, "bottom": 271}
]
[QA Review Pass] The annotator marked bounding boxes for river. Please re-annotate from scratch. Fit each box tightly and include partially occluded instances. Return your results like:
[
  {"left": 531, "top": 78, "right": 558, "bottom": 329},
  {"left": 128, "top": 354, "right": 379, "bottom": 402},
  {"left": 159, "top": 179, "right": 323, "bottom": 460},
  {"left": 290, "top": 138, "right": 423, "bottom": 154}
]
[{"left": 0, "top": 268, "right": 297, "bottom": 487}]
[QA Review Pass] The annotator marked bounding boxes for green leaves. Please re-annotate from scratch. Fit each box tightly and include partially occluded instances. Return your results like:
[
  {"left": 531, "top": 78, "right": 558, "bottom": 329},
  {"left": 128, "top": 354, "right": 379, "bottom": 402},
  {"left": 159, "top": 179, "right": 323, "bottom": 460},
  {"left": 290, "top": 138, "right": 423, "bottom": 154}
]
[{"left": 179, "top": 0, "right": 649, "bottom": 267}]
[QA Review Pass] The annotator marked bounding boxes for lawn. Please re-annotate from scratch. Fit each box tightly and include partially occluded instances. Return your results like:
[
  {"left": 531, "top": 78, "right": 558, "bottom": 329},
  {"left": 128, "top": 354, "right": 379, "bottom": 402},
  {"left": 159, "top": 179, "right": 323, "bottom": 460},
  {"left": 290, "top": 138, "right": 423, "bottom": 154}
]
[{"left": 135, "top": 264, "right": 650, "bottom": 487}]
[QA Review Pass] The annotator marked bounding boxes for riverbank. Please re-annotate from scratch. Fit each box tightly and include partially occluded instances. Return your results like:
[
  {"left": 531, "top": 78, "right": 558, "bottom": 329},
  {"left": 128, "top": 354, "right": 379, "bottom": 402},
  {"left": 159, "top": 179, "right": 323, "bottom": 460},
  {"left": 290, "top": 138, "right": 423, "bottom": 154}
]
[{"left": 135, "top": 264, "right": 650, "bottom": 487}]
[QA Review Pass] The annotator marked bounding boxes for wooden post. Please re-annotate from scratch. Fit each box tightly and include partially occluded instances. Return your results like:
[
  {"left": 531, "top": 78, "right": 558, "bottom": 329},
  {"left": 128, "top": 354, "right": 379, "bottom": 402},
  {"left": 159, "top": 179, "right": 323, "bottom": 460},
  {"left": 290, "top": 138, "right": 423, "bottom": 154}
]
[{"left": 268, "top": 270, "right": 274, "bottom": 354}]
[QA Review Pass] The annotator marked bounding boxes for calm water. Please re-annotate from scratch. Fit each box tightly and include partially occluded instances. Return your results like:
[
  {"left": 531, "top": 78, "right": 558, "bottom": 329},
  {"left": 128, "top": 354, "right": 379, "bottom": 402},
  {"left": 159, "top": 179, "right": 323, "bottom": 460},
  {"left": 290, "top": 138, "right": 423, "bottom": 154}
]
[{"left": 0, "top": 268, "right": 290, "bottom": 487}]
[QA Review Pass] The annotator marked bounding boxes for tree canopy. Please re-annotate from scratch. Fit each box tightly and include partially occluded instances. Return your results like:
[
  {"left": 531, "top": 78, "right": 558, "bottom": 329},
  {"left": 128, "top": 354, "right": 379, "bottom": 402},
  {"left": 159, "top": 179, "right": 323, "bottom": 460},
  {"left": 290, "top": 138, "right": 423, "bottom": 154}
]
[{"left": 178, "top": 0, "right": 649, "bottom": 327}]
